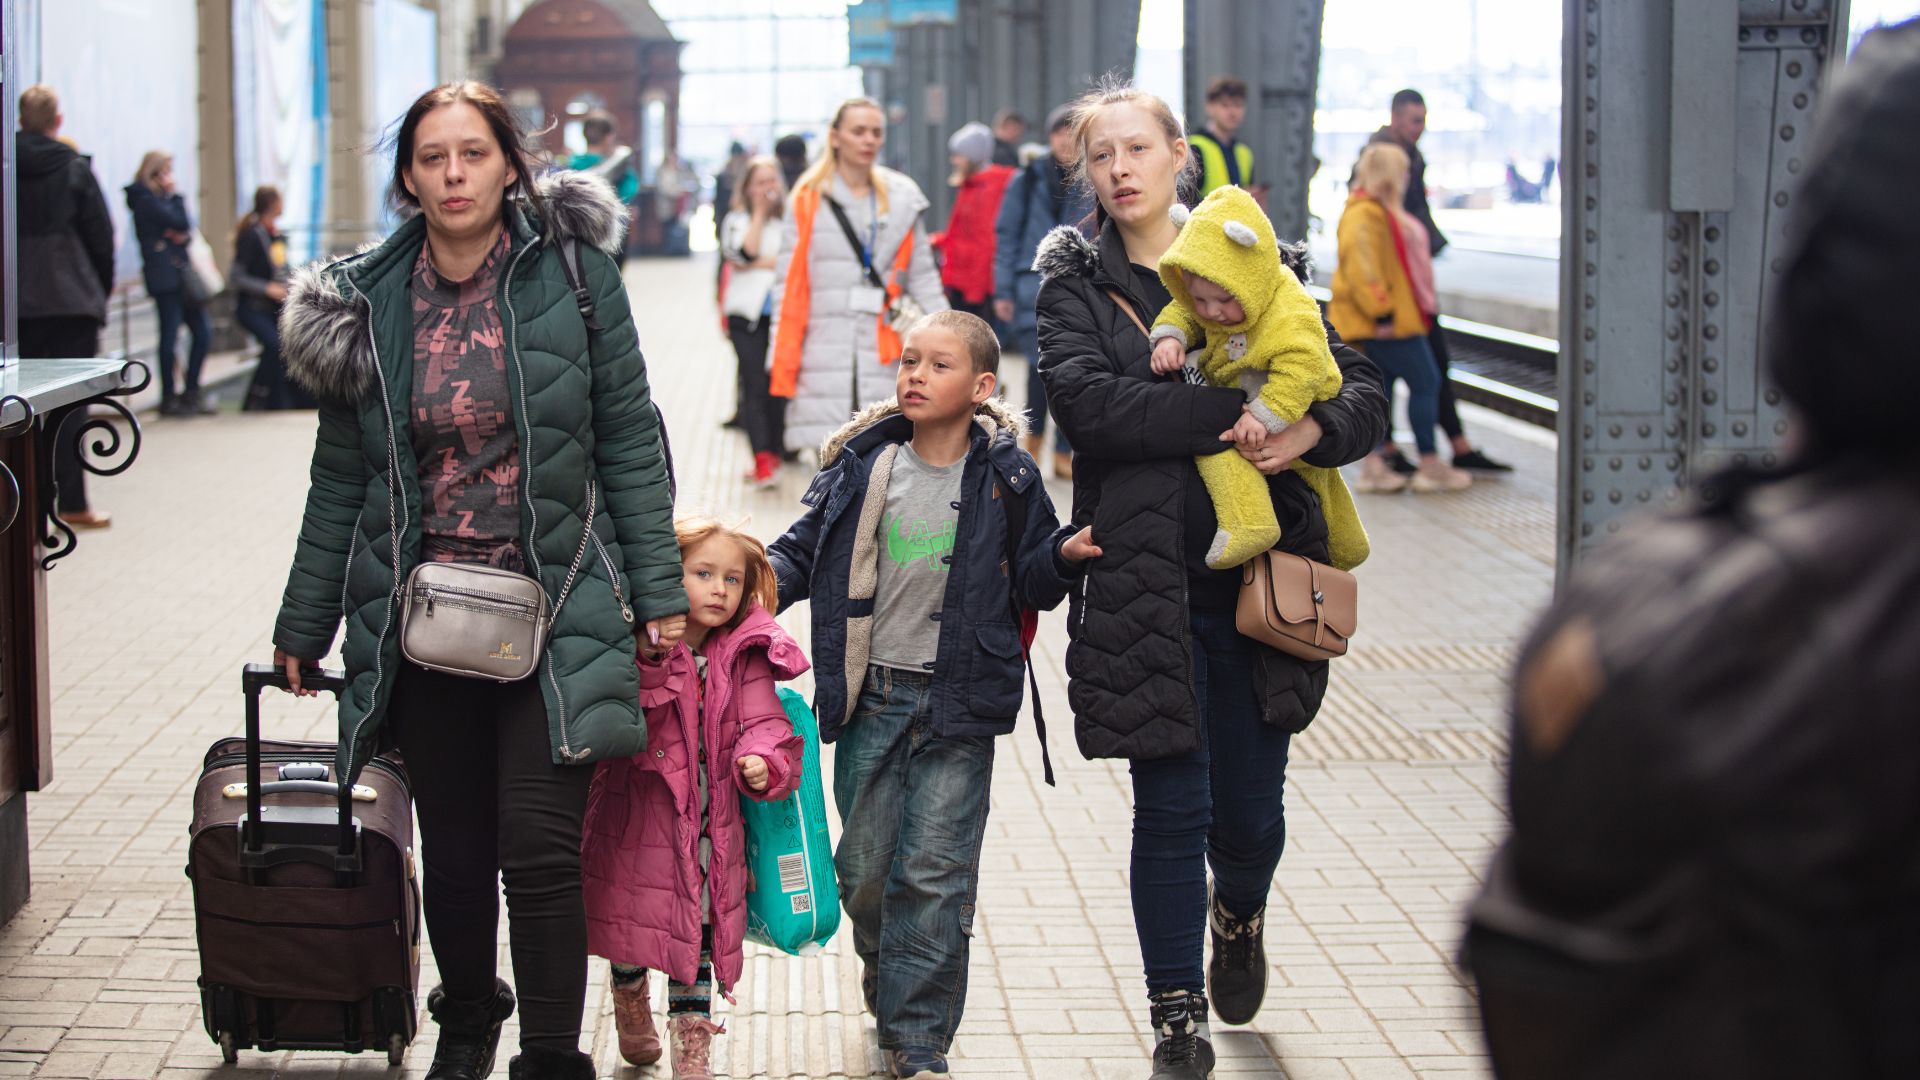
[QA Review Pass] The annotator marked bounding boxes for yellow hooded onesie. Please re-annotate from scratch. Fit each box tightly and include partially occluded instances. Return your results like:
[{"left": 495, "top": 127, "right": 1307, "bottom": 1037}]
[{"left": 1150, "top": 185, "right": 1369, "bottom": 571}]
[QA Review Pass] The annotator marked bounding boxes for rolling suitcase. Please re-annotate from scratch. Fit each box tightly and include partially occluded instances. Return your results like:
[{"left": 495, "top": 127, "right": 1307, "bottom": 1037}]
[{"left": 187, "top": 664, "right": 420, "bottom": 1064}]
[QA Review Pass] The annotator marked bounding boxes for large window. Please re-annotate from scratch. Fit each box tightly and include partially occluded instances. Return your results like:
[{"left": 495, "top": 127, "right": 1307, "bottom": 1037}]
[{"left": 649, "top": 0, "right": 865, "bottom": 178}]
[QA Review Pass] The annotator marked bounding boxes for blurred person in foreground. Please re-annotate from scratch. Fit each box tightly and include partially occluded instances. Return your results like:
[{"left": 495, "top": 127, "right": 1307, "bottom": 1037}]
[
  {"left": 1463, "top": 20, "right": 1920, "bottom": 1079},
  {"left": 16, "top": 83, "right": 113, "bottom": 528},
  {"left": 1365, "top": 89, "right": 1511, "bottom": 474}
]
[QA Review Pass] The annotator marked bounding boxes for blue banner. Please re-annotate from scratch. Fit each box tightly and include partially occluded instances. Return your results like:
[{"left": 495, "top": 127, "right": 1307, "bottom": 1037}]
[
  {"left": 848, "top": 2, "right": 894, "bottom": 66},
  {"left": 890, "top": 0, "right": 957, "bottom": 25}
]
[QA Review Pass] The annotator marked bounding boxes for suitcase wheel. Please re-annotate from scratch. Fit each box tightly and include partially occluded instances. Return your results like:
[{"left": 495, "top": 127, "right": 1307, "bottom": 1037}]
[
  {"left": 218, "top": 1031, "right": 238, "bottom": 1065},
  {"left": 387, "top": 1033, "right": 406, "bottom": 1067}
]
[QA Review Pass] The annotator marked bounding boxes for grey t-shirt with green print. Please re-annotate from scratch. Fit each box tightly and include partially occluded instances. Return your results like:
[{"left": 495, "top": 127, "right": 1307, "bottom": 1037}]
[{"left": 871, "top": 442, "right": 963, "bottom": 672}]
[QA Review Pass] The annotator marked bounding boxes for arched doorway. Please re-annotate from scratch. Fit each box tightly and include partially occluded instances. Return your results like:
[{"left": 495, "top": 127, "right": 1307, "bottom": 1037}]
[{"left": 495, "top": 0, "right": 686, "bottom": 255}]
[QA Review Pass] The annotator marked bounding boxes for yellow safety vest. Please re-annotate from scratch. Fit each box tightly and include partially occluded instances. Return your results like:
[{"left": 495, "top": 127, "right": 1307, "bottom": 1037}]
[{"left": 1190, "top": 132, "right": 1255, "bottom": 198}]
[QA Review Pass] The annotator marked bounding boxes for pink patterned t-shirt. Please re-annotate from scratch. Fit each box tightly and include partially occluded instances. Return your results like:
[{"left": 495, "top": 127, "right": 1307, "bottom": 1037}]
[{"left": 410, "top": 230, "right": 522, "bottom": 566}]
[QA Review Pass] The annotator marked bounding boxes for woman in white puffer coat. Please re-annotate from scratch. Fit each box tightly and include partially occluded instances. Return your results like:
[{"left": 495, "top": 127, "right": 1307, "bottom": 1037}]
[{"left": 768, "top": 97, "right": 947, "bottom": 454}]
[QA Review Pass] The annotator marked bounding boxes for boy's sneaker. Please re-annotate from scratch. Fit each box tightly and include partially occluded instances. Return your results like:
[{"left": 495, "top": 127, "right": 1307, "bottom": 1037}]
[
  {"left": 888, "top": 1047, "right": 951, "bottom": 1078},
  {"left": 1148, "top": 989, "right": 1214, "bottom": 1079},
  {"left": 1207, "top": 896, "right": 1267, "bottom": 1025}
]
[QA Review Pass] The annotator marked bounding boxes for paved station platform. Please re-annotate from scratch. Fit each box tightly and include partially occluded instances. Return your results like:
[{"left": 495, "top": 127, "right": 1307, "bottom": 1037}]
[{"left": 0, "top": 253, "right": 1560, "bottom": 1079}]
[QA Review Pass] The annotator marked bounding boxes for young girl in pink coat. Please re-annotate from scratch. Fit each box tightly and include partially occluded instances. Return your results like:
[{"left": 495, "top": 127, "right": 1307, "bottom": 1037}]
[{"left": 581, "top": 517, "right": 807, "bottom": 1080}]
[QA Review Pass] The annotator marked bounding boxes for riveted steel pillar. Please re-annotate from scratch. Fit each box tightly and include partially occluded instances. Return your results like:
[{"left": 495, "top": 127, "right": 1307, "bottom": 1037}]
[
  {"left": 1182, "top": 0, "right": 1324, "bottom": 242},
  {"left": 1558, "top": 0, "right": 1851, "bottom": 578}
]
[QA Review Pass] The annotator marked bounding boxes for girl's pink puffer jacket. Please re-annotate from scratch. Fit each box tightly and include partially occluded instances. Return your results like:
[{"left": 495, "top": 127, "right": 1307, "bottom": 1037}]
[{"left": 581, "top": 603, "right": 808, "bottom": 993}]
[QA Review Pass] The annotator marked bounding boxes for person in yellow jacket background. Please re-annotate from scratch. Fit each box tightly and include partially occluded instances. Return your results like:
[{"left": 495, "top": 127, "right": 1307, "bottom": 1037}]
[
  {"left": 1145, "top": 186, "right": 1369, "bottom": 572},
  {"left": 1330, "top": 142, "right": 1474, "bottom": 493}
]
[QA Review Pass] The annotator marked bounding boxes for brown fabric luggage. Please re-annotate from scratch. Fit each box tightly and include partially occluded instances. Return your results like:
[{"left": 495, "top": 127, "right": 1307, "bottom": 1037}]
[{"left": 187, "top": 664, "right": 419, "bottom": 1064}]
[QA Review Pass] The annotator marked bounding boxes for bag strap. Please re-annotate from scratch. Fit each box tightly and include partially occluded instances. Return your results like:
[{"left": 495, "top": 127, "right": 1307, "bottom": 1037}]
[
  {"left": 1104, "top": 288, "right": 1151, "bottom": 340},
  {"left": 557, "top": 237, "right": 605, "bottom": 332},
  {"left": 822, "top": 196, "right": 888, "bottom": 291},
  {"left": 1000, "top": 479, "right": 1056, "bottom": 787},
  {"left": 551, "top": 480, "right": 607, "bottom": 620}
]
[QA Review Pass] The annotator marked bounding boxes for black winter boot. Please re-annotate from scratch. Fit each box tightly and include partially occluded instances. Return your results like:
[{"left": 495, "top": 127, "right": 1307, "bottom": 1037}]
[
  {"left": 1207, "top": 895, "right": 1268, "bottom": 1025},
  {"left": 425, "top": 979, "right": 515, "bottom": 1080},
  {"left": 1147, "top": 989, "right": 1214, "bottom": 1079},
  {"left": 506, "top": 1044, "right": 596, "bottom": 1080}
]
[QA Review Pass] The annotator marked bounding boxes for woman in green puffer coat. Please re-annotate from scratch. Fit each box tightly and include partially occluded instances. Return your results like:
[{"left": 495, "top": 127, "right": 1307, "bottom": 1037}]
[{"left": 268, "top": 83, "right": 685, "bottom": 1080}]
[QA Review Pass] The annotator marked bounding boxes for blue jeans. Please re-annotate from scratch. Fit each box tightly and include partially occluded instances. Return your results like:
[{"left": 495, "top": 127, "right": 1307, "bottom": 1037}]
[
  {"left": 833, "top": 665, "right": 996, "bottom": 1053},
  {"left": 1016, "top": 325, "right": 1070, "bottom": 452},
  {"left": 1129, "top": 611, "right": 1293, "bottom": 994},
  {"left": 1363, "top": 335, "right": 1443, "bottom": 455},
  {"left": 153, "top": 290, "right": 211, "bottom": 400}
]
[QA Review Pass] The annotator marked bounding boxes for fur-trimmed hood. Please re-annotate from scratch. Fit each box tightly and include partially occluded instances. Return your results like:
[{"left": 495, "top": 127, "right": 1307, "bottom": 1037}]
[
  {"left": 281, "top": 170, "right": 628, "bottom": 406},
  {"left": 818, "top": 394, "right": 1028, "bottom": 466},
  {"left": 1032, "top": 215, "right": 1312, "bottom": 285}
]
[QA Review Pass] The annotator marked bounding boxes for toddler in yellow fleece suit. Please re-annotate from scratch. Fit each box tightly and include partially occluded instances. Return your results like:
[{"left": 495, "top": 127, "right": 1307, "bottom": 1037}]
[{"left": 1147, "top": 185, "right": 1369, "bottom": 571}]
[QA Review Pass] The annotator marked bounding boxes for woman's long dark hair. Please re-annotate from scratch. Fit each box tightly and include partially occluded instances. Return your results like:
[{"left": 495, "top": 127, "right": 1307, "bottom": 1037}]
[
  {"left": 233, "top": 184, "right": 281, "bottom": 246},
  {"left": 388, "top": 81, "right": 547, "bottom": 222}
]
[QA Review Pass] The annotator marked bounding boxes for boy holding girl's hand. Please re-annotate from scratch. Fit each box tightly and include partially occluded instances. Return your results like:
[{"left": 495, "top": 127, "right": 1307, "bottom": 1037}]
[{"left": 769, "top": 310, "right": 1096, "bottom": 1079}]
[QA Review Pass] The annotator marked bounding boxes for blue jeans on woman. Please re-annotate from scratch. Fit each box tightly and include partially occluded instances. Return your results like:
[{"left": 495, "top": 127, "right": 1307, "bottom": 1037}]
[
  {"left": 1362, "top": 335, "right": 1443, "bottom": 455},
  {"left": 153, "top": 290, "right": 211, "bottom": 404},
  {"left": 832, "top": 664, "right": 996, "bottom": 1057},
  {"left": 1130, "top": 610, "right": 1293, "bottom": 993}
]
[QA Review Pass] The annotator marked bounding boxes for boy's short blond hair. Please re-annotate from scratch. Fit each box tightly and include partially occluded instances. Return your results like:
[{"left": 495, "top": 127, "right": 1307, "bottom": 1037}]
[{"left": 909, "top": 309, "right": 1000, "bottom": 376}]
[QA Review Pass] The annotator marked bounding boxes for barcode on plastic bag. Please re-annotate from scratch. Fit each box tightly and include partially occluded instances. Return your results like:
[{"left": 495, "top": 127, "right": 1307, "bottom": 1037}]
[
  {"left": 777, "top": 852, "right": 807, "bottom": 893},
  {"left": 790, "top": 893, "right": 812, "bottom": 914}
]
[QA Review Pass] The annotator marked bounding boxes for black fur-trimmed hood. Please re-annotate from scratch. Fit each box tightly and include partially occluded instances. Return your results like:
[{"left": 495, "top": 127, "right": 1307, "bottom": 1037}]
[
  {"left": 1032, "top": 217, "right": 1313, "bottom": 285},
  {"left": 281, "top": 171, "right": 627, "bottom": 406}
]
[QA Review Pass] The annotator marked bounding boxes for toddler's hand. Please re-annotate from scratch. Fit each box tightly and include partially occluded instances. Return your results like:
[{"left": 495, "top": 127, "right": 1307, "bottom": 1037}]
[
  {"left": 1059, "top": 526, "right": 1103, "bottom": 564},
  {"left": 1230, "top": 410, "right": 1270, "bottom": 450},
  {"left": 737, "top": 754, "right": 770, "bottom": 792},
  {"left": 1150, "top": 336, "right": 1187, "bottom": 375}
]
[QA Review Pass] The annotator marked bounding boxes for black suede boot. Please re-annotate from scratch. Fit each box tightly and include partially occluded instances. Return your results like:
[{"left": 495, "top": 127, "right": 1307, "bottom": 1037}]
[
  {"left": 507, "top": 1043, "right": 596, "bottom": 1080},
  {"left": 425, "top": 979, "right": 515, "bottom": 1080},
  {"left": 1207, "top": 895, "right": 1268, "bottom": 1025}
]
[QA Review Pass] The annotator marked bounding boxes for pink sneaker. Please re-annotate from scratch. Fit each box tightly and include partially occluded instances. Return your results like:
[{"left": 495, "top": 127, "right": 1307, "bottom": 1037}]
[
  {"left": 667, "top": 1014, "right": 726, "bottom": 1080},
  {"left": 610, "top": 976, "right": 662, "bottom": 1067}
]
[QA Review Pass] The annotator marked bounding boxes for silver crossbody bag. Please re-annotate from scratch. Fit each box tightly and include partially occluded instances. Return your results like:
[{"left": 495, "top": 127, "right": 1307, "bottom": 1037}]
[{"left": 399, "top": 482, "right": 619, "bottom": 683}]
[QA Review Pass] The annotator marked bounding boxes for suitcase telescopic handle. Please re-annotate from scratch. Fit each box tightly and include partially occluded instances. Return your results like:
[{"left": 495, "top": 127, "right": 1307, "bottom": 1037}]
[{"left": 240, "top": 663, "right": 353, "bottom": 858}]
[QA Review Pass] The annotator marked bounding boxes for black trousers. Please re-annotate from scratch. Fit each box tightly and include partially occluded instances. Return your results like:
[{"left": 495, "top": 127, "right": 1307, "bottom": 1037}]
[
  {"left": 727, "top": 315, "right": 785, "bottom": 457},
  {"left": 1425, "top": 316, "right": 1465, "bottom": 442},
  {"left": 388, "top": 665, "right": 594, "bottom": 1051},
  {"left": 19, "top": 316, "right": 99, "bottom": 514}
]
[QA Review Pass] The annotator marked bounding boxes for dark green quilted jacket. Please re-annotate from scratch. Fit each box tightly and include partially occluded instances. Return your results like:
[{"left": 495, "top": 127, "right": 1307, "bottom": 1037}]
[{"left": 273, "top": 173, "right": 685, "bottom": 782}]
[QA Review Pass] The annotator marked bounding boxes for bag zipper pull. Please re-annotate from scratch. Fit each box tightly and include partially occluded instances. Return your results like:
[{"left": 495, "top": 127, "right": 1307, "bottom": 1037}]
[{"left": 425, "top": 587, "right": 436, "bottom": 616}]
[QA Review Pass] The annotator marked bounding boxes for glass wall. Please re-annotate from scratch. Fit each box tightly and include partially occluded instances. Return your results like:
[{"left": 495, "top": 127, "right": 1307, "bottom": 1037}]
[{"left": 649, "top": 0, "right": 865, "bottom": 182}]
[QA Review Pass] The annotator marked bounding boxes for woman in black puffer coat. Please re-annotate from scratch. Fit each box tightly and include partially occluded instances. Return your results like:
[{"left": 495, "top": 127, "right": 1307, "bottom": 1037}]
[{"left": 1035, "top": 81, "right": 1387, "bottom": 1080}]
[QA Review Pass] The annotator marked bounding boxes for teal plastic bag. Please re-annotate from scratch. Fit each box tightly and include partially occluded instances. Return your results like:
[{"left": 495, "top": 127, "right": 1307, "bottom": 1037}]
[{"left": 741, "top": 688, "right": 840, "bottom": 954}]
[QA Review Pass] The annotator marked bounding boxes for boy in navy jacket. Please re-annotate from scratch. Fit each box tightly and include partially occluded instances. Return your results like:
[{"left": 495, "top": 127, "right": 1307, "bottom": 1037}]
[{"left": 769, "top": 310, "right": 1098, "bottom": 1078}]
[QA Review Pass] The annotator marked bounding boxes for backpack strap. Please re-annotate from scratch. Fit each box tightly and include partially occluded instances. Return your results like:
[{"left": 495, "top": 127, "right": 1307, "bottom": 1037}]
[
  {"left": 556, "top": 236, "right": 675, "bottom": 502},
  {"left": 1001, "top": 478, "right": 1056, "bottom": 787},
  {"left": 557, "top": 237, "right": 604, "bottom": 332}
]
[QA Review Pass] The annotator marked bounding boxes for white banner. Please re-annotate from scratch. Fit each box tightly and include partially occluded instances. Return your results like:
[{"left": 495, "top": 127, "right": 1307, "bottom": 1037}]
[{"left": 232, "top": 0, "right": 328, "bottom": 263}]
